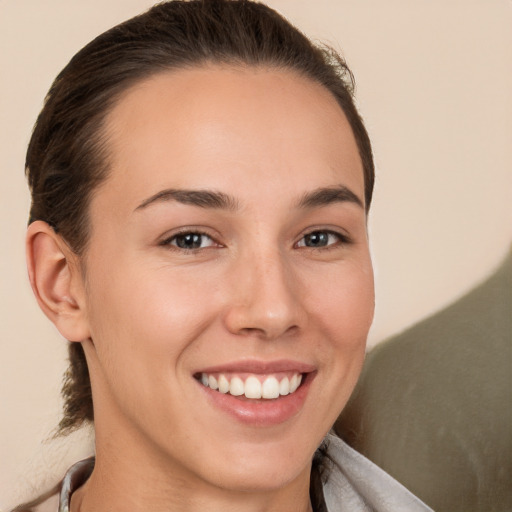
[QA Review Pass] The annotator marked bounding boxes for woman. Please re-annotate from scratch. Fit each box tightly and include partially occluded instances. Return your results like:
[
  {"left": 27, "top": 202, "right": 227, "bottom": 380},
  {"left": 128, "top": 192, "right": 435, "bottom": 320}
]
[{"left": 16, "top": 1, "right": 431, "bottom": 510}]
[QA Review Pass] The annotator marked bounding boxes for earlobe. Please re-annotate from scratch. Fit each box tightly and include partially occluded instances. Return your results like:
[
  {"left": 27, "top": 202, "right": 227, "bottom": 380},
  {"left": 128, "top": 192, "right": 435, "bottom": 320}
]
[{"left": 26, "top": 221, "right": 90, "bottom": 342}]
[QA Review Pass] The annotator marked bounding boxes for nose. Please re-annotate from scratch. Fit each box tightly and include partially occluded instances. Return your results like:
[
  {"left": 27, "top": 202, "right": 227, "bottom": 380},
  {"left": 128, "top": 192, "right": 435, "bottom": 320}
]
[{"left": 223, "top": 249, "right": 305, "bottom": 340}]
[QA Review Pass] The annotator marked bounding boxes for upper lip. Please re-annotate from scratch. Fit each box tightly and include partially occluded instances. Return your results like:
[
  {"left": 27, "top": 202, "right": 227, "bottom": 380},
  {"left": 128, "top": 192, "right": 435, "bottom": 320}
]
[{"left": 195, "top": 359, "right": 316, "bottom": 375}]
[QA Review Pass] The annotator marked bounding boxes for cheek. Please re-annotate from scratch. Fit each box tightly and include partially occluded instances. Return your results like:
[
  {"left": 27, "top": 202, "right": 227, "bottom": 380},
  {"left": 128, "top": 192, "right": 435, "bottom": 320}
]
[
  {"left": 310, "top": 258, "right": 373, "bottom": 392},
  {"left": 292, "top": 258, "right": 374, "bottom": 432},
  {"left": 82, "top": 263, "right": 225, "bottom": 430},
  {"left": 308, "top": 258, "right": 374, "bottom": 347},
  {"left": 88, "top": 268, "right": 216, "bottom": 347}
]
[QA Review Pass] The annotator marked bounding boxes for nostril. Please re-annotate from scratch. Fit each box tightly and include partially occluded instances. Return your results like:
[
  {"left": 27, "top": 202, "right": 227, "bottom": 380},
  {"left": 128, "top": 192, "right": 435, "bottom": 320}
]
[{"left": 238, "top": 324, "right": 299, "bottom": 340}]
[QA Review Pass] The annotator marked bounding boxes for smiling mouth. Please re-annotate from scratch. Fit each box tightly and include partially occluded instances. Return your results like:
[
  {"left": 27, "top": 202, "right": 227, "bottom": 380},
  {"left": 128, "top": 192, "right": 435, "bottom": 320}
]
[{"left": 195, "top": 372, "right": 304, "bottom": 400}]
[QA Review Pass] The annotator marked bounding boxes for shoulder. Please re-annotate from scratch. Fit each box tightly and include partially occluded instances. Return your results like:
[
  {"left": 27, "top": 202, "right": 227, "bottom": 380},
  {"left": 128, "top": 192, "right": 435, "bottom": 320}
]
[
  {"left": 33, "top": 494, "right": 59, "bottom": 512},
  {"left": 11, "top": 458, "right": 94, "bottom": 512},
  {"left": 9, "top": 492, "right": 59, "bottom": 512}
]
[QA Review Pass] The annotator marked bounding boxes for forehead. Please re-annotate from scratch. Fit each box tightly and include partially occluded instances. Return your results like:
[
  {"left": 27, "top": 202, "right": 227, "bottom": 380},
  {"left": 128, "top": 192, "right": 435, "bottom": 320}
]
[{"left": 97, "top": 65, "right": 364, "bottom": 212}]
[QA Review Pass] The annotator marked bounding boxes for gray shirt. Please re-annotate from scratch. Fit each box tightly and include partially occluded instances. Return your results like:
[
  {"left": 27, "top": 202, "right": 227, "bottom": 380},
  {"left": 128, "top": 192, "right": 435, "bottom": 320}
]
[{"left": 58, "top": 433, "right": 433, "bottom": 512}]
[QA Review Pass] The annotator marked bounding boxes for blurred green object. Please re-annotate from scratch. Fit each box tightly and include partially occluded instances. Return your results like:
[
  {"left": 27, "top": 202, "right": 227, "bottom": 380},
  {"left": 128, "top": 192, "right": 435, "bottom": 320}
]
[{"left": 336, "top": 249, "right": 512, "bottom": 512}]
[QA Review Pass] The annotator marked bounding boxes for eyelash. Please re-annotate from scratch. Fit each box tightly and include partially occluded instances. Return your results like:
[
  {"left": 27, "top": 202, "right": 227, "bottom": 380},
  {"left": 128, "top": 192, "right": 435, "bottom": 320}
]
[
  {"left": 159, "top": 228, "right": 352, "bottom": 252},
  {"left": 295, "top": 229, "right": 352, "bottom": 250},
  {"left": 159, "top": 230, "right": 218, "bottom": 251}
]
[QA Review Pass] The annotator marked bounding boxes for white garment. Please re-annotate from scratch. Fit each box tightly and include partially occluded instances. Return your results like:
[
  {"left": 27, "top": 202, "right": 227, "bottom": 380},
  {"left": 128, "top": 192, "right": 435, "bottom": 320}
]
[{"left": 321, "top": 433, "right": 433, "bottom": 511}]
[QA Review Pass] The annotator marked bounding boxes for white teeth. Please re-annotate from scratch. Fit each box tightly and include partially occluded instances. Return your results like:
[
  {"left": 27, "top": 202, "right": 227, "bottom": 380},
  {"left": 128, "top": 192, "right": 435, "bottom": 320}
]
[
  {"left": 279, "top": 377, "right": 290, "bottom": 396},
  {"left": 289, "top": 374, "right": 300, "bottom": 393},
  {"left": 230, "top": 377, "right": 244, "bottom": 396},
  {"left": 244, "top": 376, "right": 262, "bottom": 399},
  {"left": 208, "top": 375, "right": 218, "bottom": 390},
  {"left": 218, "top": 374, "right": 229, "bottom": 394},
  {"left": 262, "top": 376, "right": 280, "bottom": 399},
  {"left": 199, "top": 372, "right": 304, "bottom": 399}
]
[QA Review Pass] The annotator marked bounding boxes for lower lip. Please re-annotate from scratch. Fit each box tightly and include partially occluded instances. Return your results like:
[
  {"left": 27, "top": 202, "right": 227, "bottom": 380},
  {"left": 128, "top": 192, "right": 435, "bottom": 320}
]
[{"left": 197, "top": 373, "right": 315, "bottom": 426}]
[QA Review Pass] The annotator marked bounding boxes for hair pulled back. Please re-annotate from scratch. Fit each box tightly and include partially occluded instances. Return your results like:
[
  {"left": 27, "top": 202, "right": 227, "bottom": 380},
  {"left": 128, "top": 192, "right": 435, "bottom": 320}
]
[{"left": 26, "top": 0, "right": 374, "bottom": 434}]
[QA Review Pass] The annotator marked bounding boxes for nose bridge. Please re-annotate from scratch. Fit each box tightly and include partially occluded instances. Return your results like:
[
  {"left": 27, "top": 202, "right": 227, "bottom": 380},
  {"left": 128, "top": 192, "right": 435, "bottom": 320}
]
[{"left": 224, "top": 243, "right": 302, "bottom": 339}]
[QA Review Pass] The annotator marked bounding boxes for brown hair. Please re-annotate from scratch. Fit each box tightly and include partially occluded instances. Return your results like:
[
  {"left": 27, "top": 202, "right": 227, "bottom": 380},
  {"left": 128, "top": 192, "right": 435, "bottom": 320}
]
[{"left": 27, "top": 0, "right": 374, "bottom": 436}]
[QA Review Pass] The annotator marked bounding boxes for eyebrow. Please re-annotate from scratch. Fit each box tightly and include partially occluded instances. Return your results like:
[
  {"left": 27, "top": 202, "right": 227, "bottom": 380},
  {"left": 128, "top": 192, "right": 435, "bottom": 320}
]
[
  {"left": 296, "top": 185, "right": 364, "bottom": 209},
  {"left": 135, "top": 188, "right": 240, "bottom": 212},
  {"left": 135, "top": 184, "right": 363, "bottom": 213}
]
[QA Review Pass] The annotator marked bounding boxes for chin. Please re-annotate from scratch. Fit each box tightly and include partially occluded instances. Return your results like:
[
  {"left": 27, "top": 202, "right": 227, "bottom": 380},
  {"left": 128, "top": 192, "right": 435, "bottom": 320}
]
[
  {"left": 213, "top": 459, "right": 310, "bottom": 493},
  {"left": 189, "top": 433, "right": 316, "bottom": 493}
]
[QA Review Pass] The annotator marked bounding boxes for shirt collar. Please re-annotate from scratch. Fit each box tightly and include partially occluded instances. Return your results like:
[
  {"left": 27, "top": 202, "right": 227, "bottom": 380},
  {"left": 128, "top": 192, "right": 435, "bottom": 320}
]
[{"left": 59, "top": 457, "right": 95, "bottom": 512}]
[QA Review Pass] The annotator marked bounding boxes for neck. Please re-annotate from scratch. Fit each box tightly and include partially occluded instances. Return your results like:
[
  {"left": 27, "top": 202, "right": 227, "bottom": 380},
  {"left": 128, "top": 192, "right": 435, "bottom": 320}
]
[
  {"left": 71, "top": 457, "right": 313, "bottom": 512},
  {"left": 70, "top": 417, "right": 313, "bottom": 512}
]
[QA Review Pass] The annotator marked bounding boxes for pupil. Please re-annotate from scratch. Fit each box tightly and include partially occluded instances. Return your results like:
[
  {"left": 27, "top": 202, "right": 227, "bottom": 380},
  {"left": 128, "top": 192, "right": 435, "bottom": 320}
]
[
  {"left": 177, "top": 233, "right": 202, "bottom": 249},
  {"left": 305, "top": 232, "right": 328, "bottom": 247}
]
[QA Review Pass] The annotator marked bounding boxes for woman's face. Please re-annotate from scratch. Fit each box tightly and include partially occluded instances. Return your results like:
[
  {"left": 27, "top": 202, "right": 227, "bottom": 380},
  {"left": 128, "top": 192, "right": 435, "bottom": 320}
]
[{"left": 79, "top": 66, "right": 374, "bottom": 492}]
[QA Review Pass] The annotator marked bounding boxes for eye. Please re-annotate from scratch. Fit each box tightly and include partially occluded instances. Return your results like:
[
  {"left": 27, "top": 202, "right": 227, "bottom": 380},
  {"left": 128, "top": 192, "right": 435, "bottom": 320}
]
[
  {"left": 296, "top": 230, "right": 347, "bottom": 249},
  {"left": 161, "top": 231, "right": 217, "bottom": 250}
]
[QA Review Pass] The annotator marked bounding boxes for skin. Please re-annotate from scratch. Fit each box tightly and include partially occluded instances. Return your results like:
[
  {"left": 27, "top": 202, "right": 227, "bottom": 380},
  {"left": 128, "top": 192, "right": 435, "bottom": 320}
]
[{"left": 27, "top": 66, "right": 374, "bottom": 512}]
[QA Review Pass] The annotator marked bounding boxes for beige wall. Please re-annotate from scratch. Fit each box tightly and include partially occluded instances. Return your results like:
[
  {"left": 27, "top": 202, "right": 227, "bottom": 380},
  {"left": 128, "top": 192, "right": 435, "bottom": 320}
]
[{"left": 1, "top": 0, "right": 510, "bottom": 507}]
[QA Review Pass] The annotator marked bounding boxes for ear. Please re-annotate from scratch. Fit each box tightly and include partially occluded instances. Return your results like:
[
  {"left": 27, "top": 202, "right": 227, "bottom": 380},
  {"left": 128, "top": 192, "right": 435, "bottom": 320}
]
[{"left": 26, "top": 220, "right": 91, "bottom": 342}]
